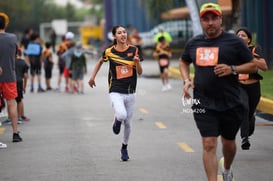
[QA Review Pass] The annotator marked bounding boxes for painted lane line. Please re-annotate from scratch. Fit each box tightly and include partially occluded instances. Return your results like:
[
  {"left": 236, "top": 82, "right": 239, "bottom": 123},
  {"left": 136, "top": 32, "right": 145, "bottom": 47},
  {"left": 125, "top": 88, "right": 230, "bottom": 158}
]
[
  {"left": 0, "top": 127, "right": 5, "bottom": 134},
  {"left": 177, "top": 142, "right": 194, "bottom": 152},
  {"left": 139, "top": 108, "right": 149, "bottom": 114},
  {"left": 155, "top": 122, "right": 167, "bottom": 129}
]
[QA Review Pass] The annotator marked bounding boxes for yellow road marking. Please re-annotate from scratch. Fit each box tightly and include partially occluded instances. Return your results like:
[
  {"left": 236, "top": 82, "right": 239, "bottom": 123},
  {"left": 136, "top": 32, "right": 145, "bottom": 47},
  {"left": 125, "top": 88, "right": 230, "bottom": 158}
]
[
  {"left": 155, "top": 122, "right": 167, "bottom": 129},
  {"left": 139, "top": 108, "right": 148, "bottom": 114},
  {"left": 256, "top": 123, "right": 273, "bottom": 126},
  {"left": 0, "top": 127, "right": 5, "bottom": 134},
  {"left": 177, "top": 142, "right": 194, "bottom": 152}
]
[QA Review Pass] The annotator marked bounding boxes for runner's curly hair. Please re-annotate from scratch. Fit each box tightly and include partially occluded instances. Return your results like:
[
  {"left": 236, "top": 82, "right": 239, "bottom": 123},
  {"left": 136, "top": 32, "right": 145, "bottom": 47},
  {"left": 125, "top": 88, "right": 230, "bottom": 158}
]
[{"left": 0, "top": 12, "right": 9, "bottom": 29}]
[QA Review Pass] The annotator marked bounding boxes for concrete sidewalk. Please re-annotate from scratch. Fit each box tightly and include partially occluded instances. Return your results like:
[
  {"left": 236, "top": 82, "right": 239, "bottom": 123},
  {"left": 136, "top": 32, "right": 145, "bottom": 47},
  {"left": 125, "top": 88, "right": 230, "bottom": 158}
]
[{"left": 169, "top": 67, "right": 273, "bottom": 117}]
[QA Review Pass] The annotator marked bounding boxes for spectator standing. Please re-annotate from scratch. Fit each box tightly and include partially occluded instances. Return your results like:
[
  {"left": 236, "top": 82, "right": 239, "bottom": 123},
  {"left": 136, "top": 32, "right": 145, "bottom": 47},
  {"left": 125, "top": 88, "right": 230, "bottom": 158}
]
[
  {"left": 0, "top": 12, "right": 23, "bottom": 142},
  {"left": 42, "top": 42, "right": 54, "bottom": 91},
  {"left": 49, "top": 28, "right": 57, "bottom": 53},
  {"left": 25, "top": 33, "right": 45, "bottom": 93},
  {"left": 179, "top": 3, "right": 257, "bottom": 181},
  {"left": 15, "top": 48, "right": 30, "bottom": 122},
  {"left": 88, "top": 25, "right": 143, "bottom": 161},
  {"left": 56, "top": 32, "right": 75, "bottom": 92},
  {"left": 20, "top": 28, "right": 33, "bottom": 50},
  {"left": 128, "top": 27, "right": 143, "bottom": 59},
  {"left": 62, "top": 42, "right": 95, "bottom": 94}
]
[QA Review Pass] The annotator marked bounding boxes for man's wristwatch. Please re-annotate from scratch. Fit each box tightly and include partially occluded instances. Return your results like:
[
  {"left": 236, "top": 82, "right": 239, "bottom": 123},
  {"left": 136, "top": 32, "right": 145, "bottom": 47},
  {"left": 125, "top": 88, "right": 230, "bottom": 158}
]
[{"left": 231, "top": 65, "right": 237, "bottom": 75}]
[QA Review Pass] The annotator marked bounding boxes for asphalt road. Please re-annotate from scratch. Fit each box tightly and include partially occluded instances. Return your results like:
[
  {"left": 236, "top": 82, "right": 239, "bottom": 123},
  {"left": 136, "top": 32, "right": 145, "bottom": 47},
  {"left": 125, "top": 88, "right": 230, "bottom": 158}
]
[{"left": 0, "top": 57, "right": 272, "bottom": 181}]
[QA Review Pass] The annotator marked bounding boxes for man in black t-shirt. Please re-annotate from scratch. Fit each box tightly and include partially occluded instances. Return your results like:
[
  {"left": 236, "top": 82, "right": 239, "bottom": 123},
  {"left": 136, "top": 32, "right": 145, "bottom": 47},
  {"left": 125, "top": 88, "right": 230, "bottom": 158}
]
[{"left": 179, "top": 3, "right": 257, "bottom": 181}]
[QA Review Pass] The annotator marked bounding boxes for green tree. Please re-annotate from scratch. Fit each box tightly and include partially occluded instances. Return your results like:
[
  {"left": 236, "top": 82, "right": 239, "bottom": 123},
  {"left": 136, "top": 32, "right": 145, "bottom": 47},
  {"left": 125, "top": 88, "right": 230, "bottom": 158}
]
[
  {"left": 144, "top": 0, "right": 175, "bottom": 24},
  {"left": 0, "top": 0, "right": 90, "bottom": 33}
]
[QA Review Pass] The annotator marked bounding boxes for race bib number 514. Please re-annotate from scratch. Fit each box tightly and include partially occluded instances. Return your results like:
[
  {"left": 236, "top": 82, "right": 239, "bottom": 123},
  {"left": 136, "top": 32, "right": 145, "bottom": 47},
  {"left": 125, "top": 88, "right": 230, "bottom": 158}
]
[{"left": 196, "top": 47, "right": 219, "bottom": 66}]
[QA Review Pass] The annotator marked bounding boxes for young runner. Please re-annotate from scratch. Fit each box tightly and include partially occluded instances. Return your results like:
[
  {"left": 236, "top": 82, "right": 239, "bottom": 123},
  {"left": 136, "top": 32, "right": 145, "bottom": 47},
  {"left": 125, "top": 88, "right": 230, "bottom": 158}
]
[{"left": 88, "top": 25, "right": 143, "bottom": 161}]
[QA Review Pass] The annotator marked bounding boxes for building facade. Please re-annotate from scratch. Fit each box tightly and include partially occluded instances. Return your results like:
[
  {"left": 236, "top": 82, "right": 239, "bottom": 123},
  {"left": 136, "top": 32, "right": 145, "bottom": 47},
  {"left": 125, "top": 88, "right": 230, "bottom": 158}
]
[{"left": 241, "top": 0, "right": 273, "bottom": 68}]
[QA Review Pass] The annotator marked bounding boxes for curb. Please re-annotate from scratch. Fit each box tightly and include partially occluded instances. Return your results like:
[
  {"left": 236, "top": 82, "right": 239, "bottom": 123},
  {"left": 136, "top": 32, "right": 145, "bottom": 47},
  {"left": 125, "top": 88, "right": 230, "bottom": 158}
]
[
  {"left": 256, "top": 97, "right": 273, "bottom": 115},
  {"left": 169, "top": 67, "right": 273, "bottom": 116}
]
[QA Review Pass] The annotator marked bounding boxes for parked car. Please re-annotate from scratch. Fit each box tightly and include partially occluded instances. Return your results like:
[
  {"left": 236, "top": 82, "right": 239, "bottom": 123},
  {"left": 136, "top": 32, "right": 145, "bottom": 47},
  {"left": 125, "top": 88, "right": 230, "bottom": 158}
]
[{"left": 139, "top": 20, "right": 193, "bottom": 49}]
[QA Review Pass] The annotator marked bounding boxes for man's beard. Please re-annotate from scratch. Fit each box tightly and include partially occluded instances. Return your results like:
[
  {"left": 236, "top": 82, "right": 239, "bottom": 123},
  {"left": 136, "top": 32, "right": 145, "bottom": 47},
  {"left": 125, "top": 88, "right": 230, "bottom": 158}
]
[{"left": 205, "top": 27, "right": 220, "bottom": 37}]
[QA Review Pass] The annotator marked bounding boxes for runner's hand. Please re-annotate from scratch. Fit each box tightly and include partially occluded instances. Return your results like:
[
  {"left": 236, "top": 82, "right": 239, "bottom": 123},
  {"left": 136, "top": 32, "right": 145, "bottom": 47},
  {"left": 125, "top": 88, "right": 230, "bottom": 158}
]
[
  {"left": 214, "top": 64, "right": 232, "bottom": 77},
  {"left": 183, "top": 81, "right": 194, "bottom": 99},
  {"left": 88, "top": 79, "right": 96, "bottom": 88},
  {"left": 133, "top": 56, "right": 140, "bottom": 63}
]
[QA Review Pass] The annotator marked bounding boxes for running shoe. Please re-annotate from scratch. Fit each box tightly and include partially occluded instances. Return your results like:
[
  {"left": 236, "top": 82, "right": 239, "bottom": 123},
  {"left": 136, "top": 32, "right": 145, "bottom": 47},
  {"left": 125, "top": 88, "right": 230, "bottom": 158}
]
[
  {"left": 73, "top": 86, "right": 79, "bottom": 93},
  {"left": 2, "top": 119, "right": 22, "bottom": 124},
  {"left": 161, "top": 85, "right": 168, "bottom": 92},
  {"left": 0, "top": 142, "right": 7, "bottom": 149},
  {"left": 18, "top": 118, "right": 23, "bottom": 124},
  {"left": 112, "top": 118, "right": 121, "bottom": 135},
  {"left": 166, "top": 84, "right": 172, "bottom": 90},
  {"left": 241, "top": 137, "right": 251, "bottom": 150},
  {"left": 219, "top": 157, "right": 235, "bottom": 181},
  {"left": 121, "top": 148, "right": 129, "bottom": 161},
  {"left": 65, "top": 87, "right": 69, "bottom": 93},
  {"left": 12, "top": 132, "right": 23, "bottom": 142},
  {"left": 2, "top": 119, "right": 11, "bottom": 125},
  {"left": 21, "top": 116, "right": 30, "bottom": 121},
  {"left": 55, "top": 87, "right": 61, "bottom": 92},
  {"left": 38, "top": 88, "right": 45, "bottom": 92}
]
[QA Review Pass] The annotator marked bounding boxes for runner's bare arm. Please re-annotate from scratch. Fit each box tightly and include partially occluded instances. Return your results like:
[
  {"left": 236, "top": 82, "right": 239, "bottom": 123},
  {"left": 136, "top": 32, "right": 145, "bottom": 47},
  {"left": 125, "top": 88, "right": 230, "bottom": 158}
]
[
  {"left": 134, "top": 56, "right": 142, "bottom": 75},
  {"left": 88, "top": 57, "right": 104, "bottom": 88},
  {"left": 179, "top": 58, "right": 194, "bottom": 98},
  {"left": 214, "top": 60, "right": 257, "bottom": 77}
]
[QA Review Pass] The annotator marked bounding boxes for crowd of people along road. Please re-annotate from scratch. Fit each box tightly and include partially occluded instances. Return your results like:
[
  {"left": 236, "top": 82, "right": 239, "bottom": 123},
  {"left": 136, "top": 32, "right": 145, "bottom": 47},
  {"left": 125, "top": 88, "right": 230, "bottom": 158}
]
[
  {"left": 0, "top": 5, "right": 270, "bottom": 181},
  {"left": 0, "top": 11, "right": 97, "bottom": 148}
]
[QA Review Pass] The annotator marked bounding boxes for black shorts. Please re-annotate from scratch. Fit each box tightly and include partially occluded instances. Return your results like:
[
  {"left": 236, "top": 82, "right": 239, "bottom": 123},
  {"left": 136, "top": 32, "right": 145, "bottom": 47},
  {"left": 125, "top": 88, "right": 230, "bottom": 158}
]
[
  {"left": 158, "top": 58, "right": 169, "bottom": 73},
  {"left": 16, "top": 82, "right": 23, "bottom": 102},
  {"left": 29, "top": 56, "right": 42, "bottom": 75},
  {"left": 44, "top": 66, "right": 53, "bottom": 79},
  {"left": 193, "top": 105, "right": 245, "bottom": 140},
  {"left": 59, "top": 65, "right": 64, "bottom": 74},
  {"left": 58, "top": 58, "right": 65, "bottom": 74}
]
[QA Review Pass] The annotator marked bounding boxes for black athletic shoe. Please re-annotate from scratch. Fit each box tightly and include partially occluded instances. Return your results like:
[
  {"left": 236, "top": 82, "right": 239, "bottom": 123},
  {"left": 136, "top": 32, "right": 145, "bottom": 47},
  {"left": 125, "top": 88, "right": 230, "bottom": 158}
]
[
  {"left": 38, "top": 88, "right": 45, "bottom": 92},
  {"left": 112, "top": 119, "right": 121, "bottom": 135},
  {"left": 121, "top": 148, "right": 129, "bottom": 161},
  {"left": 13, "top": 132, "right": 23, "bottom": 142},
  {"left": 241, "top": 137, "right": 250, "bottom": 150}
]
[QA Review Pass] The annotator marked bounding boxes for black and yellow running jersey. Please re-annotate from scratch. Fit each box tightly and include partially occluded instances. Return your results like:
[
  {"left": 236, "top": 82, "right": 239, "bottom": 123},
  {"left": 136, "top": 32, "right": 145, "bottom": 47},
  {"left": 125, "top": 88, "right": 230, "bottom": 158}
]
[{"left": 103, "top": 44, "right": 143, "bottom": 94}]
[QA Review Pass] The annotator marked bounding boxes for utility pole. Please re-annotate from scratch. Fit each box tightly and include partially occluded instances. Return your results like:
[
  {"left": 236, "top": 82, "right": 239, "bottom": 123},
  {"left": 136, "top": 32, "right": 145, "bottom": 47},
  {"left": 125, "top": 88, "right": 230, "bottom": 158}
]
[{"left": 185, "top": 0, "right": 203, "bottom": 36}]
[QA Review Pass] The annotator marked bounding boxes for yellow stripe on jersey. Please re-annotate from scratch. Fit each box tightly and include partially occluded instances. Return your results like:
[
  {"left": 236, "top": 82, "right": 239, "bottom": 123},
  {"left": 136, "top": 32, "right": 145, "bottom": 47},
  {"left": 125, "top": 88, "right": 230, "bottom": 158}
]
[{"left": 104, "top": 46, "right": 137, "bottom": 66}]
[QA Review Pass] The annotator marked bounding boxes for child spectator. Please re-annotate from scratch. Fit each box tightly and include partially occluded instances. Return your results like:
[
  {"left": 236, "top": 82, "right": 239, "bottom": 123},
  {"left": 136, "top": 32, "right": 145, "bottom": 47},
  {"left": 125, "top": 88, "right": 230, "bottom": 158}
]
[
  {"left": 62, "top": 41, "right": 95, "bottom": 94},
  {"left": 42, "top": 42, "right": 54, "bottom": 90},
  {"left": 25, "top": 32, "right": 45, "bottom": 92},
  {"left": 15, "top": 48, "right": 30, "bottom": 122},
  {"left": 70, "top": 42, "right": 87, "bottom": 94}
]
